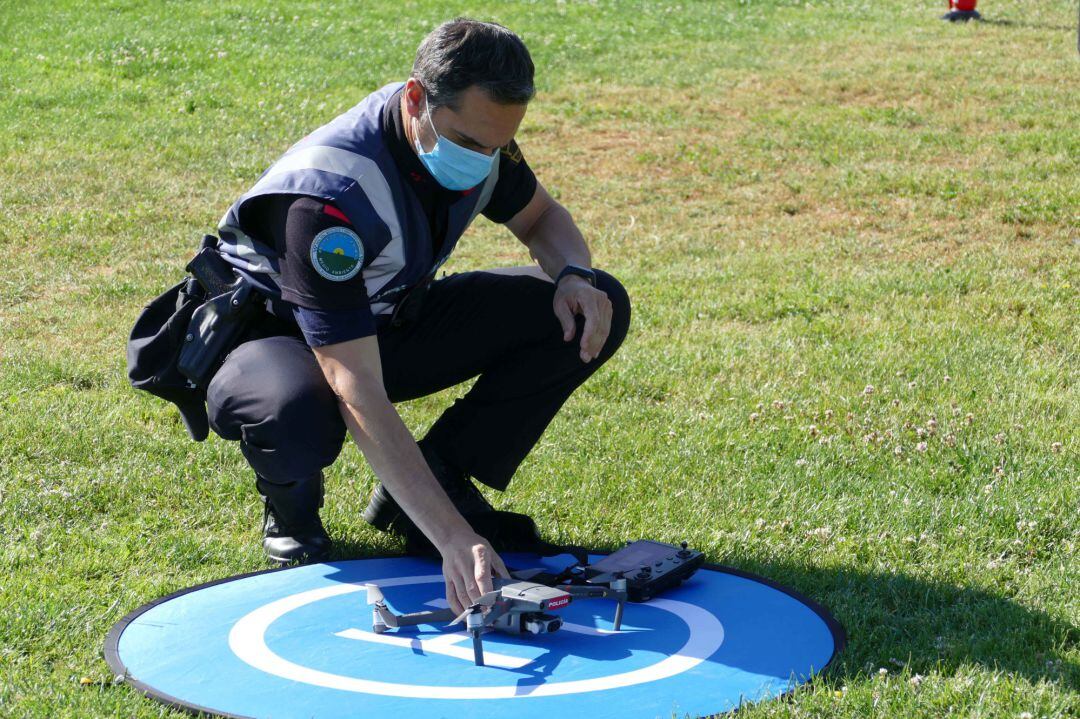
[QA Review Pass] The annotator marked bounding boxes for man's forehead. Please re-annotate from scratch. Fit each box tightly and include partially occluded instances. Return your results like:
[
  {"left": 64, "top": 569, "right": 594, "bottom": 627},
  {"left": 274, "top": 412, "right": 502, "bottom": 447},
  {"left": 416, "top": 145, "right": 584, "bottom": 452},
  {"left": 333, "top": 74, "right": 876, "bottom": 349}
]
[{"left": 439, "top": 86, "right": 527, "bottom": 149}]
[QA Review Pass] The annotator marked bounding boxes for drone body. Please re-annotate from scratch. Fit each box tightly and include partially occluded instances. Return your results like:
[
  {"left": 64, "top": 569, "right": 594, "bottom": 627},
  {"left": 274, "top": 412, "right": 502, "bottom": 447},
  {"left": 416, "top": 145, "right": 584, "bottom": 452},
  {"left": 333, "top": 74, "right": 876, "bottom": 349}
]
[
  {"left": 365, "top": 576, "right": 623, "bottom": 666},
  {"left": 365, "top": 540, "right": 703, "bottom": 666}
]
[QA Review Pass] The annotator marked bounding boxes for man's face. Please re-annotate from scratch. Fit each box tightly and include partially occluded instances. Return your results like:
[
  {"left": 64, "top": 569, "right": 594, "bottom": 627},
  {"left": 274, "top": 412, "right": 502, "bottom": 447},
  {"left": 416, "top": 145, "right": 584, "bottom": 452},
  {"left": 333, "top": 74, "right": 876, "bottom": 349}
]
[{"left": 405, "top": 79, "right": 527, "bottom": 157}]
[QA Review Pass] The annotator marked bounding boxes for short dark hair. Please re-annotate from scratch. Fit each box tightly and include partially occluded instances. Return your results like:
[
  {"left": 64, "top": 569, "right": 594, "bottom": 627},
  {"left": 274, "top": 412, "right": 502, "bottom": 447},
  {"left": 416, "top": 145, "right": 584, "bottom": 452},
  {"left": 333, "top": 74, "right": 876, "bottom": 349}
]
[{"left": 411, "top": 18, "right": 535, "bottom": 110}]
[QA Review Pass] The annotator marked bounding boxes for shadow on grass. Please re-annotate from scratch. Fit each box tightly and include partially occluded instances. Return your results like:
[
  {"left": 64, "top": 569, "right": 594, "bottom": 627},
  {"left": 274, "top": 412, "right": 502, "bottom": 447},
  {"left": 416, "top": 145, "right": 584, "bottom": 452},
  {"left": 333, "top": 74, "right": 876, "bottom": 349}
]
[
  {"left": 727, "top": 557, "right": 1078, "bottom": 688},
  {"left": 976, "top": 17, "right": 1077, "bottom": 32},
  {"left": 329, "top": 538, "right": 1077, "bottom": 689}
]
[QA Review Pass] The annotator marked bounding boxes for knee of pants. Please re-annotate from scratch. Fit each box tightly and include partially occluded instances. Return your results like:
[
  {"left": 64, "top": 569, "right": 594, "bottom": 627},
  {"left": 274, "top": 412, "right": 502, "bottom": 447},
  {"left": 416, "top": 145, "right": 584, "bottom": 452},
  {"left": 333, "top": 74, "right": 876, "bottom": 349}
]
[
  {"left": 237, "top": 390, "right": 346, "bottom": 481},
  {"left": 594, "top": 269, "right": 632, "bottom": 360},
  {"left": 206, "top": 338, "right": 346, "bottom": 481}
]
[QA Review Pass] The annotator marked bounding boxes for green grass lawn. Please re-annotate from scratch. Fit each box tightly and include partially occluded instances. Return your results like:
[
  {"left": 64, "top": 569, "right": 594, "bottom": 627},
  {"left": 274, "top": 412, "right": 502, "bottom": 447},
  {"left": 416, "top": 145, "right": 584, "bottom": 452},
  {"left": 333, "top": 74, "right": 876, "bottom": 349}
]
[{"left": 1, "top": 0, "right": 1077, "bottom": 716}]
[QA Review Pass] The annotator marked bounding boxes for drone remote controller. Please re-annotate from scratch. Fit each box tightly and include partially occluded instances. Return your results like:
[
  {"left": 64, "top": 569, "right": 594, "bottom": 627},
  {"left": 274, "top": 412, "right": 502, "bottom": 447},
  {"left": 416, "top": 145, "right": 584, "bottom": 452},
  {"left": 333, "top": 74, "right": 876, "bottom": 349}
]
[{"left": 584, "top": 540, "right": 704, "bottom": 602}]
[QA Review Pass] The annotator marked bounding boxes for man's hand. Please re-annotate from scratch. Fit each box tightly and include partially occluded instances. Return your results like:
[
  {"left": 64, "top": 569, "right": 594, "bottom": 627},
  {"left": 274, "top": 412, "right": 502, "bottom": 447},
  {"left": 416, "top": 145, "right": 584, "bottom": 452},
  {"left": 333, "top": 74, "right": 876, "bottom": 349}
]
[
  {"left": 439, "top": 531, "right": 510, "bottom": 616},
  {"left": 553, "top": 275, "right": 612, "bottom": 363}
]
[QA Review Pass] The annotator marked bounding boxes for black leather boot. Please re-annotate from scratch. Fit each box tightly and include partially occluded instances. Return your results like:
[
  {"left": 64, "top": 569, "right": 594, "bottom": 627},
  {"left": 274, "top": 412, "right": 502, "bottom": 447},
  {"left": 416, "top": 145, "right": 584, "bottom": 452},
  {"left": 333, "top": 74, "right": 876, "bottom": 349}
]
[
  {"left": 258, "top": 472, "right": 332, "bottom": 564},
  {"left": 362, "top": 441, "right": 493, "bottom": 536}
]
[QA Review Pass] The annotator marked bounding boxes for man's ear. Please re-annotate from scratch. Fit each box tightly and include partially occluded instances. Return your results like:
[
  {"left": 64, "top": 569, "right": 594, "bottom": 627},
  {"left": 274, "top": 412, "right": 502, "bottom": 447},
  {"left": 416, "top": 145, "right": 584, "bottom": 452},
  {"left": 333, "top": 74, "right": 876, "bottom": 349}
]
[{"left": 404, "top": 78, "right": 424, "bottom": 115}]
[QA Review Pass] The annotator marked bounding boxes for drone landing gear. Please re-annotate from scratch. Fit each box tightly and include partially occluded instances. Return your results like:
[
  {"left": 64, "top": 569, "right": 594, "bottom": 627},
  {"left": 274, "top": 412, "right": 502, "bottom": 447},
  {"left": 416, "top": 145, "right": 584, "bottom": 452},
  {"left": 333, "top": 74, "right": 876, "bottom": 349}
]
[{"left": 466, "top": 608, "right": 486, "bottom": 666}]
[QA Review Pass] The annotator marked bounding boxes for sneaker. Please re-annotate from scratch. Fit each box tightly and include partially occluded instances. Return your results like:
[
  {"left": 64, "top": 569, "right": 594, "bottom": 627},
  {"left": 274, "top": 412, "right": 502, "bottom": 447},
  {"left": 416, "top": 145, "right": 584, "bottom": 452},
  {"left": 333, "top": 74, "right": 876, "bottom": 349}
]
[{"left": 258, "top": 473, "right": 332, "bottom": 564}]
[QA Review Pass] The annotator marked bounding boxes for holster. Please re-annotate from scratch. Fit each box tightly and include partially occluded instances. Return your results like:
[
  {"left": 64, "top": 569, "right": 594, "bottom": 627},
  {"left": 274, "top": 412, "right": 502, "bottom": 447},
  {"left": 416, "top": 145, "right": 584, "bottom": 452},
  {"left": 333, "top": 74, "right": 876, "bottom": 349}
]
[{"left": 177, "top": 273, "right": 263, "bottom": 391}]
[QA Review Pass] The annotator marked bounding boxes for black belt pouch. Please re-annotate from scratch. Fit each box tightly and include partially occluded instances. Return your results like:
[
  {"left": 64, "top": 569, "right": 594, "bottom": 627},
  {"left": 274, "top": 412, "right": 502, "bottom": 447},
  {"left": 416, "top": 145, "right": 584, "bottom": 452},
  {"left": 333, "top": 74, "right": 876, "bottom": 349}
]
[
  {"left": 127, "top": 277, "right": 211, "bottom": 441},
  {"left": 127, "top": 235, "right": 262, "bottom": 441}
]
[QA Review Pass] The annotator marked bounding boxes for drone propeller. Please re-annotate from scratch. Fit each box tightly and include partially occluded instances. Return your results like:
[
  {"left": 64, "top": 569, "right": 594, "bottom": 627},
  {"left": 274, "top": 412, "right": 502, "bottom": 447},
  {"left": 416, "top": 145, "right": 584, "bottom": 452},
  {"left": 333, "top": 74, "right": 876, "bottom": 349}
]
[{"left": 448, "top": 589, "right": 501, "bottom": 626}]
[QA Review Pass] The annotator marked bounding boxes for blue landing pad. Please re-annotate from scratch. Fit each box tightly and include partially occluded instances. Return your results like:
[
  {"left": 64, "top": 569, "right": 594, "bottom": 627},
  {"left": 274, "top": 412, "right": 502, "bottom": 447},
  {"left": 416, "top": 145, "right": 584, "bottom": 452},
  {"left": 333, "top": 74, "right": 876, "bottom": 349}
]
[{"left": 105, "top": 554, "right": 844, "bottom": 719}]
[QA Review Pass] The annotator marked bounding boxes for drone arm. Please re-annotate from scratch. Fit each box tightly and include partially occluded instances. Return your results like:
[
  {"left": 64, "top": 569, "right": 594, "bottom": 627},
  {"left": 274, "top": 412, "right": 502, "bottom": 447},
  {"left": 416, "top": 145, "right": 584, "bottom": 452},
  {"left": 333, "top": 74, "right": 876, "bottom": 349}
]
[
  {"left": 366, "top": 584, "right": 456, "bottom": 630},
  {"left": 559, "top": 584, "right": 623, "bottom": 600},
  {"left": 389, "top": 608, "right": 456, "bottom": 627},
  {"left": 557, "top": 583, "right": 627, "bottom": 632}
]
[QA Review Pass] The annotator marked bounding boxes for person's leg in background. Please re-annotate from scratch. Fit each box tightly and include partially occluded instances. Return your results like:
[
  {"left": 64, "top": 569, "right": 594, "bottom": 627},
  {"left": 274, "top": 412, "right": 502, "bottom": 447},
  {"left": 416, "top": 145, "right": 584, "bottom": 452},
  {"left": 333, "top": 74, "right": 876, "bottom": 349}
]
[{"left": 206, "top": 334, "right": 347, "bottom": 563}]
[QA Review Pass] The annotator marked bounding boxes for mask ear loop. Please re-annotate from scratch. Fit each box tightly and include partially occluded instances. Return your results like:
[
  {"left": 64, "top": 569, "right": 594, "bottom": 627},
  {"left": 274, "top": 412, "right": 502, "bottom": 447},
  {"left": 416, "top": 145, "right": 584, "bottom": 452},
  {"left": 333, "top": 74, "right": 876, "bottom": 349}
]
[{"left": 413, "top": 90, "right": 441, "bottom": 155}]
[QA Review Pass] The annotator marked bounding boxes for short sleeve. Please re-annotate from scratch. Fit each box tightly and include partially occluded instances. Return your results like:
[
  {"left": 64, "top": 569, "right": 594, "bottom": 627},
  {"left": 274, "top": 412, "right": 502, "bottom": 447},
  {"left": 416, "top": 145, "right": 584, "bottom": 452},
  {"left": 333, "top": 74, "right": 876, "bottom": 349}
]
[
  {"left": 480, "top": 139, "right": 538, "bottom": 224},
  {"left": 276, "top": 196, "right": 370, "bottom": 311},
  {"left": 256, "top": 195, "right": 377, "bottom": 346},
  {"left": 293, "top": 305, "right": 376, "bottom": 347}
]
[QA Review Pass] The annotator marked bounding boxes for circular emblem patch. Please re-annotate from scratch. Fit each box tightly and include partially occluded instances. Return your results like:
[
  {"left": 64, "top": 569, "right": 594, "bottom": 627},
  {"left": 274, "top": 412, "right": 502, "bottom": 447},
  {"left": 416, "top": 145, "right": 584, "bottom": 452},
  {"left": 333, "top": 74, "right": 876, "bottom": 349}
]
[{"left": 310, "top": 227, "right": 363, "bottom": 282}]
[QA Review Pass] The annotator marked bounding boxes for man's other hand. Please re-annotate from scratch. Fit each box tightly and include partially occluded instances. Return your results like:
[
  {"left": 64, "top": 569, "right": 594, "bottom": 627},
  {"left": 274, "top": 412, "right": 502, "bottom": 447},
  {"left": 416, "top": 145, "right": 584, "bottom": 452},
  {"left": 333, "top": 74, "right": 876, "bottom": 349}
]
[
  {"left": 440, "top": 531, "right": 510, "bottom": 616},
  {"left": 553, "top": 276, "right": 612, "bottom": 363}
]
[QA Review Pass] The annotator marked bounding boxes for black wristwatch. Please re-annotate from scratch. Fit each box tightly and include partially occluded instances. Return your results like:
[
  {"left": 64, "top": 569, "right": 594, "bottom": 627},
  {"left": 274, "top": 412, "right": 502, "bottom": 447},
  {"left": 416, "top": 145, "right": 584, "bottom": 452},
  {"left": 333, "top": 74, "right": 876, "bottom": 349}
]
[{"left": 555, "top": 264, "right": 597, "bottom": 287}]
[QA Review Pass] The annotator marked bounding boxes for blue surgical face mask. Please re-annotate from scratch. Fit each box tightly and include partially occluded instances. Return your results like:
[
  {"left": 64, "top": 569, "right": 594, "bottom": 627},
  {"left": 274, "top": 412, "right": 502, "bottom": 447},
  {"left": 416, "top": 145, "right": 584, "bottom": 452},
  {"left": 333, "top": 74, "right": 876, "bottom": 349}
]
[{"left": 413, "top": 97, "right": 498, "bottom": 191}]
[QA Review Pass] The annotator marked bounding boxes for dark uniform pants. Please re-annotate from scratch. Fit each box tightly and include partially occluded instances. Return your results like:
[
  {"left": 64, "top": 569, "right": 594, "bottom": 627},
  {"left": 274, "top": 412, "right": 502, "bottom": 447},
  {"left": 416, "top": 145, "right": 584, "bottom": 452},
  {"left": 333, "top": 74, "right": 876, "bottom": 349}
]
[{"left": 205, "top": 269, "right": 631, "bottom": 493}]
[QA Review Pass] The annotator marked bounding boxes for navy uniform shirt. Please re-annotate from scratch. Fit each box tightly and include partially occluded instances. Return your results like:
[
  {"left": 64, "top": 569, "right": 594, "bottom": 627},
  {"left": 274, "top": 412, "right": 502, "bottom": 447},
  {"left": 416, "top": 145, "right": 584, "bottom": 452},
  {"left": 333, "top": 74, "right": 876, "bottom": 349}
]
[{"left": 246, "top": 87, "right": 538, "bottom": 347}]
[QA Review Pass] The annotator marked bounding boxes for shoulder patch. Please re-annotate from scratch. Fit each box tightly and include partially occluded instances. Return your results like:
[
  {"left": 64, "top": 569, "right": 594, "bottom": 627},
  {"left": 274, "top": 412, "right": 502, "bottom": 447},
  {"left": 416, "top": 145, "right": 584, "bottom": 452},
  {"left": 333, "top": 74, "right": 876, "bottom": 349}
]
[{"left": 309, "top": 227, "right": 364, "bottom": 282}]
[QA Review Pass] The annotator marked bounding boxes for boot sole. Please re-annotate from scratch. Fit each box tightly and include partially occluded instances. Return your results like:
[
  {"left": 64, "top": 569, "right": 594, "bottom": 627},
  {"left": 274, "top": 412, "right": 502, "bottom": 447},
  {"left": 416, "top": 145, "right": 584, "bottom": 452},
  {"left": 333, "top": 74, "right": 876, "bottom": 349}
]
[{"left": 264, "top": 545, "right": 330, "bottom": 565}]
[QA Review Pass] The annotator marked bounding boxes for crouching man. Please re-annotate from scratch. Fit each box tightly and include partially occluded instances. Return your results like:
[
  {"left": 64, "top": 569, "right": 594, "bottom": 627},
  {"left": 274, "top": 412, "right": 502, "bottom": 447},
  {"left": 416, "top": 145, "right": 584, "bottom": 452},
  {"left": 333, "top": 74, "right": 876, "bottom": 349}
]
[{"left": 197, "top": 19, "right": 629, "bottom": 615}]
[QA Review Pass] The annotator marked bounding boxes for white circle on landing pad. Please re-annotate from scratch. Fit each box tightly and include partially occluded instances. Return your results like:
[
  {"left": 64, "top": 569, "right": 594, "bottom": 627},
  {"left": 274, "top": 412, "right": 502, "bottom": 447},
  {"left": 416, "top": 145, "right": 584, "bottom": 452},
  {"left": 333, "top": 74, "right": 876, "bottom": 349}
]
[
  {"left": 227, "top": 574, "right": 725, "bottom": 699},
  {"left": 106, "top": 555, "right": 844, "bottom": 719}
]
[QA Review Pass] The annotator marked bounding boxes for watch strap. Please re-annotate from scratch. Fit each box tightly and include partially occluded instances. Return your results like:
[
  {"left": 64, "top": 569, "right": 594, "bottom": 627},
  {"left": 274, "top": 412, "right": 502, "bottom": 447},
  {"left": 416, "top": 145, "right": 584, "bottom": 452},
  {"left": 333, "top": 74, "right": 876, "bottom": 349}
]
[{"left": 555, "top": 264, "right": 597, "bottom": 287}]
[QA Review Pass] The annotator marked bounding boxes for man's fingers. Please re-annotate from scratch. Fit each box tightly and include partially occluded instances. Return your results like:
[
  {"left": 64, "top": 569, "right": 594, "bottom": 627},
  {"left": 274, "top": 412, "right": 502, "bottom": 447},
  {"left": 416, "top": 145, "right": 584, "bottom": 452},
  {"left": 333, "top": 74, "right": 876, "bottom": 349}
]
[
  {"left": 473, "top": 545, "right": 494, "bottom": 596},
  {"left": 446, "top": 579, "right": 463, "bottom": 616},
  {"left": 553, "top": 298, "right": 576, "bottom": 342},
  {"left": 453, "top": 579, "right": 473, "bottom": 615},
  {"left": 458, "top": 586, "right": 474, "bottom": 614},
  {"left": 591, "top": 297, "right": 612, "bottom": 356},
  {"left": 579, "top": 303, "right": 599, "bottom": 362},
  {"left": 491, "top": 552, "right": 510, "bottom": 579},
  {"left": 581, "top": 295, "right": 612, "bottom": 361}
]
